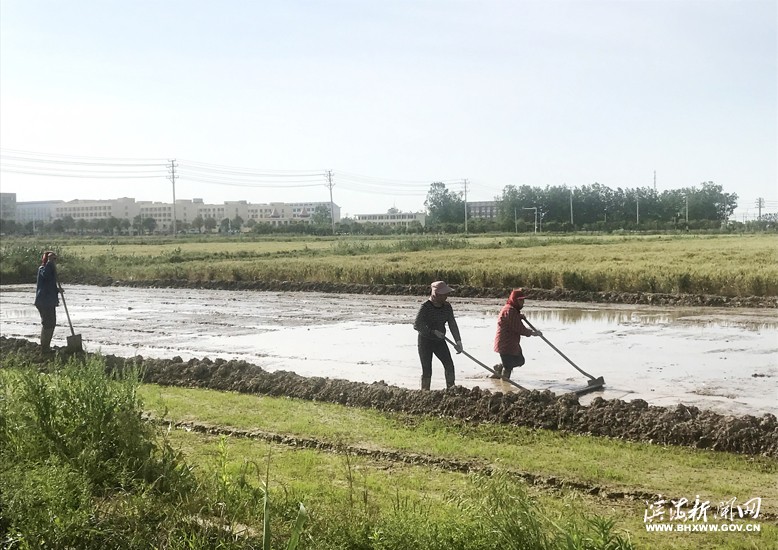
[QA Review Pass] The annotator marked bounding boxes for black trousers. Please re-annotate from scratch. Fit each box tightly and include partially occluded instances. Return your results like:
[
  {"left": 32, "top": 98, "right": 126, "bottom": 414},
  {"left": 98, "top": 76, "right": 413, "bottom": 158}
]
[
  {"left": 36, "top": 305, "right": 57, "bottom": 329},
  {"left": 418, "top": 335, "right": 454, "bottom": 379},
  {"left": 499, "top": 352, "right": 525, "bottom": 378}
]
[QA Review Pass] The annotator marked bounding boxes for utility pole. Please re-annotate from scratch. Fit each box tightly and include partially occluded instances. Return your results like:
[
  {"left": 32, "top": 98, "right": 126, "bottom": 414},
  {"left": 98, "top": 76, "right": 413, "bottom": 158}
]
[
  {"left": 168, "top": 159, "right": 178, "bottom": 236},
  {"left": 636, "top": 193, "right": 640, "bottom": 225},
  {"left": 327, "top": 170, "right": 335, "bottom": 235},
  {"left": 569, "top": 189, "right": 574, "bottom": 225},
  {"left": 653, "top": 170, "right": 656, "bottom": 192},
  {"left": 685, "top": 195, "right": 689, "bottom": 223},
  {"left": 463, "top": 178, "right": 469, "bottom": 234},
  {"left": 523, "top": 207, "right": 537, "bottom": 234},
  {"left": 514, "top": 208, "right": 518, "bottom": 233},
  {"left": 756, "top": 197, "right": 765, "bottom": 220}
]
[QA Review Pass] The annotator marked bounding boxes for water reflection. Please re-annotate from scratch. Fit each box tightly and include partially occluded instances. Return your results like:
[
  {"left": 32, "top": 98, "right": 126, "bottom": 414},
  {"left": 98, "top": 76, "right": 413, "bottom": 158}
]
[{"left": 526, "top": 307, "right": 776, "bottom": 332}]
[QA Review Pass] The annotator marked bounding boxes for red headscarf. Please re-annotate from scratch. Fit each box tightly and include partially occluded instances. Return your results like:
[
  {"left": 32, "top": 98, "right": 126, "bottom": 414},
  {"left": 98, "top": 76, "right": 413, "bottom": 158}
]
[
  {"left": 40, "top": 251, "right": 56, "bottom": 266},
  {"left": 507, "top": 288, "right": 526, "bottom": 309}
]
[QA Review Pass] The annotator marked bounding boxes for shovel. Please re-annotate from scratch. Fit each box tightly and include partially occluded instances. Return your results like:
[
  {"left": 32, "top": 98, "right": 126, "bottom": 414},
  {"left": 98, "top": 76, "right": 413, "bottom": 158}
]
[
  {"left": 523, "top": 318, "right": 604, "bottom": 395},
  {"left": 58, "top": 283, "right": 83, "bottom": 352},
  {"left": 443, "top": 336, "right": 528, "bottom": 391}
]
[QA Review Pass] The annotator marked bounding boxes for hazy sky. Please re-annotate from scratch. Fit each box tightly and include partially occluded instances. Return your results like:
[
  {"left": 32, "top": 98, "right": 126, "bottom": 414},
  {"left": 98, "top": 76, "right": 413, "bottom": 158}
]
[{"left": 1, "top": 0, "right": 775, "bottom": 218}]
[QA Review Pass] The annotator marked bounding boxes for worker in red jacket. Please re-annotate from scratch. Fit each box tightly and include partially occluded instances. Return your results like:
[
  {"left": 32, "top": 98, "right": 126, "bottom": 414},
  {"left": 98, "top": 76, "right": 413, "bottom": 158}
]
[{"left": 492, "top": 288, "right": 541, "bottom": 380}]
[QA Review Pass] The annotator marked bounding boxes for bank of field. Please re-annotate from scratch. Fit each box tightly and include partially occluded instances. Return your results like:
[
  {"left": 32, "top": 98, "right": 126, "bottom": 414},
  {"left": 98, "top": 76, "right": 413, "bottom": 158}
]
[
  {"left": 143, "top": 384, "right": 777, "bottom": 550},
  {"left": 49, "top": 233, "right": 778, "bottom": 296}
]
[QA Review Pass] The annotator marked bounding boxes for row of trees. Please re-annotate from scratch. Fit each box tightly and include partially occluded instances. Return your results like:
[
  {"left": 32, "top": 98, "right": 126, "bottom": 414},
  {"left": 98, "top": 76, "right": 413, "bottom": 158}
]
[{"left": 425, "top": 181, "right": 739, "bottom": 231}]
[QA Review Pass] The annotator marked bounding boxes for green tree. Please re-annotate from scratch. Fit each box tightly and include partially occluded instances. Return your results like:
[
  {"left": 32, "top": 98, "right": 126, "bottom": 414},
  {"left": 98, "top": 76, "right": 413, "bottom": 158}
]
[
  {"left": 61, "top": 215, "right": 76, "bottom": 233},
  {"left": 311, "top": 205, "right": 331, "bottom": 226},
  {"left": 496, "top": 184, "right": 540, "bottom": 231},
  {"left": 105, "top": 216, "right": 121, "bottom": 235},
  {"left": 142, "top": 217, "right": 157, "bottom": 234},
  {"left": 204, "top": 217, "right": 217, "bottom": 232},
  {"left": 425, "top": 182, "right": 465, "bottom": 226},
  {"left": 192, "top": 215, "right": 204, "bottom": 233},
  {"left": 0, "top": 218, "right": 18, "bottom": 234}
]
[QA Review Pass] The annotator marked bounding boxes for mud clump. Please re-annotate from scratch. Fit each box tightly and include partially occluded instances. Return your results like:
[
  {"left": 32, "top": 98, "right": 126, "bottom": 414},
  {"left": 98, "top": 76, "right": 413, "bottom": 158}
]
[{"left": 2, "top": 336, "right": 776, "bottom": 457}]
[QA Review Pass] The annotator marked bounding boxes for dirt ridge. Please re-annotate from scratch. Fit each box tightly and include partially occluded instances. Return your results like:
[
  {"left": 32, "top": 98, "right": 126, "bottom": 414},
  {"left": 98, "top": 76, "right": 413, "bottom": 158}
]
[{"left": 2, "top": 336, "right": 776, "bottom": 458}]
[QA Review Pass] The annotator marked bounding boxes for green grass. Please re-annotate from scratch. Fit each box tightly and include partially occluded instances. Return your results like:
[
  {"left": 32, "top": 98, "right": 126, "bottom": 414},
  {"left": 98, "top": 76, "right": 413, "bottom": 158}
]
[
  {"left": 140, "top": 385, "right": 778, "bottom": 511},
  {"left": 140, "top": 384, "right": 778, "bottom": 549}
]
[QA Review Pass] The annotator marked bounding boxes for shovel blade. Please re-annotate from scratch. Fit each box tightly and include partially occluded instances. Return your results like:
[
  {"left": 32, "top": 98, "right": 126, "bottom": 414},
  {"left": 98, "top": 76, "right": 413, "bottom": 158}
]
[{"left": 66, "top": 334, "right": 83, "bottom": 352}]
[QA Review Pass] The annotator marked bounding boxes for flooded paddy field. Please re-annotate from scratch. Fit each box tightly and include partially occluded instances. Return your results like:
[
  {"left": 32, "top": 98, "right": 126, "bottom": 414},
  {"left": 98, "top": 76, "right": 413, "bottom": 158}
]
[{"left": 1, "top": 284, "right": 776, "bottom": 417}]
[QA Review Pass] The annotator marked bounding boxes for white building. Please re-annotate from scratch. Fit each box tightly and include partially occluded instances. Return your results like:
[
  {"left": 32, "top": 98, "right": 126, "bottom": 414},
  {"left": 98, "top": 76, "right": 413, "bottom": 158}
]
[
  {"left": 12, "top": 196, "right": 340, "bottom": 231},
  {"left": 467, "top": 200, "right": 499, "bottom": 219},
  {"left": 353, "top": 211, "right": 426, "bottom": 227}
]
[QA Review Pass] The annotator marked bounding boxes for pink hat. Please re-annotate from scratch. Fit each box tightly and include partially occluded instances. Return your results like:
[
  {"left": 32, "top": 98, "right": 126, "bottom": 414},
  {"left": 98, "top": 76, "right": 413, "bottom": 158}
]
[{"left": 431, "top": 281, "right": 453, "bottom": 294}]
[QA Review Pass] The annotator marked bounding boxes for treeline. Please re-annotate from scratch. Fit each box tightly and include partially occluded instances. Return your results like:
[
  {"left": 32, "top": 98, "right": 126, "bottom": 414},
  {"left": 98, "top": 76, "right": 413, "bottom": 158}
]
[
  {"left": 1, "top": 180, "right": 774, "bottom": 237},
  {"left": 427, "top": 180, "right": 742, "bottom": 231}
]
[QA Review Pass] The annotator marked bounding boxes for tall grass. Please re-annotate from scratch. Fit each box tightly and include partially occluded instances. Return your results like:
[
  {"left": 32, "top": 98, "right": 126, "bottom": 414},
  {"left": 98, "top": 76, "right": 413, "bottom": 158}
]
[{"left": 0, "top": 354, "right": 307, "bottom": 549}]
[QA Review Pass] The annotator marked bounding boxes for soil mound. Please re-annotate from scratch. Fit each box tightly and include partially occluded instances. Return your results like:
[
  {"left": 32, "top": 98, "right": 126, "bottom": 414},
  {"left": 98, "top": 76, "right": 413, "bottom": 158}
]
[{"left": 2, "top": 336, "right": 776, "bottom": 457}]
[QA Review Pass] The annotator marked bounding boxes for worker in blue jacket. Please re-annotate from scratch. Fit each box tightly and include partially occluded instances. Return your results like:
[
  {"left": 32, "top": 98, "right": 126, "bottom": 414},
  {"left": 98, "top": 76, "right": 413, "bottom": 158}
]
[{"left": 34, "top": 251, "right": 63, "bottom": 352}]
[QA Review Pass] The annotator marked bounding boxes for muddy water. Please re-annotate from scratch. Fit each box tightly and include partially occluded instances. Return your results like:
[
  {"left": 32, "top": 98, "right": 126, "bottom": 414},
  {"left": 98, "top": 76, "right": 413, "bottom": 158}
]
[{"left": 1, "top": 284, "right": 776, "bottom": 416}]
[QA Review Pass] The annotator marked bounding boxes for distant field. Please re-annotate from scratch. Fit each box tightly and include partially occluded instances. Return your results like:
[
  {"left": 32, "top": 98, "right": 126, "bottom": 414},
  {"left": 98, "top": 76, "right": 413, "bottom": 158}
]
[{"left": 2, "top": 233, "right": 776, "bottom": 296}]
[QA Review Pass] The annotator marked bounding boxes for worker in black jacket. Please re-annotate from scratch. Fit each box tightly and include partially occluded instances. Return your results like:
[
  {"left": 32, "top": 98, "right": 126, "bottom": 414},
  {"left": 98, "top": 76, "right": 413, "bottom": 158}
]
[{"left": 413, "top": 280, "right": 463, "bottom": 390}]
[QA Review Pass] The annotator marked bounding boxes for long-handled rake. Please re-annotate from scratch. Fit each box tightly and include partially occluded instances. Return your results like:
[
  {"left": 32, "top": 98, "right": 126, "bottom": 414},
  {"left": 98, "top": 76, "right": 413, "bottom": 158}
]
[
  {"left": 443, "top": 336, "right": 528, "bottom": 391},
  {"left": 523, "top": 318, "right": 605, "bottom": 396}
]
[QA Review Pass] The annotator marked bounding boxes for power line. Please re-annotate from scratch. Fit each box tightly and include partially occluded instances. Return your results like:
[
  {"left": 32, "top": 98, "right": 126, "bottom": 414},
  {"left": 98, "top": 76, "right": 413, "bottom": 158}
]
[
  {"left": 0, "top": 168, "right": 164, "bottom": 179},
  {"left": 0, "top": 148, "right": 167, "bottom": 162},
  {"left": 176, "top": 174, "right": 324, "bottom": 188}
]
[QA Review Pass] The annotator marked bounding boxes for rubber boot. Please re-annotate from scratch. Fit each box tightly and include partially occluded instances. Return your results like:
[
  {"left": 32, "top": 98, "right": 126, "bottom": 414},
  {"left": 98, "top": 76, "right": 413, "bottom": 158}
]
[
  {"left": 489, "top": 364, "right": 503, "bottom": 379},
  {"left": 41, "top": 327, "right": 54, "bottom": 352},
  {"left": 444, "top": 367, "right": 455, "bottom": 388},
  {"left": 501, "top": 367, "right": 513, "bottom": 381},
  {"left": 420, "top": 376, "right": 431, "bottom": 391}
]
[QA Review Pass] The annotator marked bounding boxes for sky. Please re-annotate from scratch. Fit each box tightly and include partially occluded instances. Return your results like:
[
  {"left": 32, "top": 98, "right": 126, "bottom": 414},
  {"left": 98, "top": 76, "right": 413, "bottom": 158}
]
[{"left": 0, "top": 0, "right": 775, "bottom": 219}]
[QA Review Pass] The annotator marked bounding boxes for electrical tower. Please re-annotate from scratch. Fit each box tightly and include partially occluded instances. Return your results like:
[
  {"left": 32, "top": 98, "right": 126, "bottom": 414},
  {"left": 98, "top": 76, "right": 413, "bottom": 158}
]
[{"left": 756, "top": 197, "right": 765, "bottom": 220}]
